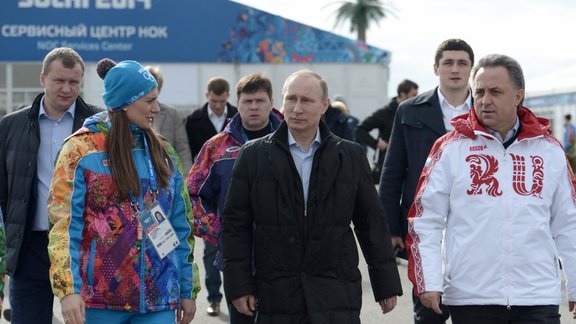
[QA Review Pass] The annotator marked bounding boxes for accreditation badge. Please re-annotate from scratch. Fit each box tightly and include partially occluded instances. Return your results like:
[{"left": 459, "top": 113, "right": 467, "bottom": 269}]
[{"left": 140, "top": 204, "right": 180, "bottom": 259}]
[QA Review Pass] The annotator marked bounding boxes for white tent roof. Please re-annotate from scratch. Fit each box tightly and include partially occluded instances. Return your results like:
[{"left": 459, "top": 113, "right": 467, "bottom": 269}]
[{"left": 526, "top": 65, "right": 576, "bottom": 97}]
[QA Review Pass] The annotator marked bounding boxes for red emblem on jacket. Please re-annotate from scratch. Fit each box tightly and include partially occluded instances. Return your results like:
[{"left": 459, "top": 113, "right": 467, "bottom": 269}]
[
  {"left": 510, "top": 154, "right": 544, "bottom": 198},
  {"left": 466, "top": 154, "right": 503, "bottom": 197}
]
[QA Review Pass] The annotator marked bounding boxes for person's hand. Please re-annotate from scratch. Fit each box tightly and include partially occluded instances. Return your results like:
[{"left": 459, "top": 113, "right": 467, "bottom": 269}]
[
  {"left": 378, "top": 296, "right": 397, "bottom": 314},
  {"left": 569, "top": 301, "right": 575, "bottom": 319},
  {"left": 60, "top": 294, "right": 85, "bottom": 324},
  {"left": 232, "top": 295, "right": 257, "bottom": 316},
  {"left": 419, "top": 291, "right": 443, "bottom": 315},
  {"left": 390, "top": 236, "right": 405, "bottom": 252},
  {"left": 177, "top": 298, "right": 196, "bottom": 324},
  {"left": 377, "top": 138, "right": 388, "bottom": 150}
]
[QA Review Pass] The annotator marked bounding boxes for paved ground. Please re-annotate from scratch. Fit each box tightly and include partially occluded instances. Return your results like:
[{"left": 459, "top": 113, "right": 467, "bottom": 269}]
[
  {"left": 1, "top": 238, "right": 573, "bottom": 323},
  {"left": 167, "top": 240, "right": 575, "bottom": 323}
]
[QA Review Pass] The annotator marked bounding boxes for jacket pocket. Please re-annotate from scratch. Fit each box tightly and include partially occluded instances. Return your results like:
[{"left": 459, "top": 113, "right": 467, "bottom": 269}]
[
  {"left": 554, "top": 255, "right": 560, "bottom": 280},
  {"left": 444, "top": 235, "right": 460, "bottom": 281},
  {"left": 87, "top": 240, "right": 97, "bottom": 286}
]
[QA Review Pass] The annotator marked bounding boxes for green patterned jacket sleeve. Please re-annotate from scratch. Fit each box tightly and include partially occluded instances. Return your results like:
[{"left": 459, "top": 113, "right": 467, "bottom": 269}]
[{"left": 168, "top": 142, "right": 201, "bottom": 300}]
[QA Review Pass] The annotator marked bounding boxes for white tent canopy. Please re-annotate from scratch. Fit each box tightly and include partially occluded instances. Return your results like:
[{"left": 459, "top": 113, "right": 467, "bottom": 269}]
[{"left": 526, "top": 64, "right": 576, "bottom": 97}]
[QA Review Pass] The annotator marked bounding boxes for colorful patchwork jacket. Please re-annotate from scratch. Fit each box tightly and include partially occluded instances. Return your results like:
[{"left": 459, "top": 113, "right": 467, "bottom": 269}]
[
  {"left": 187, "top": 109, "right": 283, "bottom": 245},
  {"left": 48, "top": 111, "right": 200, "bottom": 313}
]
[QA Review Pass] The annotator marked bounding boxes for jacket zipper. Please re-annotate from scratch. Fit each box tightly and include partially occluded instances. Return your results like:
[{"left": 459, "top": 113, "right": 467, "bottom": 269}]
[
  {"left": 140, "top": 233, "right": 146, "bottom": 312},
  {"left": 272, "top": 134, "right": 329, "bottom": 261},
  {"left": 273, "top": 138, "right": 309, "bottom": 250},
  {"left": 138, "top": 198, "right": 146, "bottom": 313},
  {"left": 87, "top": 240, "right": 97, "bottom": 286},
  {"left": 304, "top": 207, "right": 307, "bottom": 244}
]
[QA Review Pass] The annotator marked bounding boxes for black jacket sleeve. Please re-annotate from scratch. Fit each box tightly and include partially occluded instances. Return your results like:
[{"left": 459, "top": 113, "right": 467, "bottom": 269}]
[
  {"left": 221, "top": 146, "right": 256, "bottom": 302},
  {"left": 350, "top": 144, "right": 403, "bottom": 301},
  {"left": 378, "top": 105, "right": 408, "bottom": 237},
  {"left": 356, "top": 108, "right": 387, "bottom": 149}
]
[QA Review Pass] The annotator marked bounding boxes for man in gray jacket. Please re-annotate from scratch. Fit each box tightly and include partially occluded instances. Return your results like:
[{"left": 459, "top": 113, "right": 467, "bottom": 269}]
[{"left": 146, "top": 65, "right": 192, "bottom": 172}]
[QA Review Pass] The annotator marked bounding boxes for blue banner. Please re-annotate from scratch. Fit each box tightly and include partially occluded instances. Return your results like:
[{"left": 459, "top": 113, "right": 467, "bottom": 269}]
[{"left": 0, "top": 0, "right": 390, "bottom": 63}]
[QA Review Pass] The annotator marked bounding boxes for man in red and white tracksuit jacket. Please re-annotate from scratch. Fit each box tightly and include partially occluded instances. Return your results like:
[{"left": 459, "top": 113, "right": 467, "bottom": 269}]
[{"left": 407, "top": 55, "right": 576, "bottom": 323}]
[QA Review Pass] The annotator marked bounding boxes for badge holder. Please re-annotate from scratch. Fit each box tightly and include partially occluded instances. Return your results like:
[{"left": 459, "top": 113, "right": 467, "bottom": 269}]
[{"left": 139, "top": 203, "right": 180, "bottom": 259}]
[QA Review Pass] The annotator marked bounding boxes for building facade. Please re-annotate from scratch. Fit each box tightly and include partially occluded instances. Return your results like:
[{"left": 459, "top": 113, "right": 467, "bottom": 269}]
[{"left": 0, "top": 0, "right": 391, "bottom": 120}]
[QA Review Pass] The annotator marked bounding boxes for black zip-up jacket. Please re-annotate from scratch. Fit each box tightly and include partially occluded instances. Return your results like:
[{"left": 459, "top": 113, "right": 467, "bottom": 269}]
[
  {"left": 222, "top": 121, "right": 402, "bottom": 324},
  {"left": 0, "top": 93, "right": 100, "bottom": 276}
]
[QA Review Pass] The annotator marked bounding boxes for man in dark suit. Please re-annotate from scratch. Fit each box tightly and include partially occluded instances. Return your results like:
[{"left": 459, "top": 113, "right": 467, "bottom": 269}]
[
  {"left": 0, "top": 47, "right": 101, "bottom": 324},
  {"left": 379, "top": 39, "right": 474, "bottom": 324},
  {"left": 184, "top": 76, "right": 237, "bottom": 316},
  {"left": 185, "top": 77, "right": 238, "bottom": 160}
]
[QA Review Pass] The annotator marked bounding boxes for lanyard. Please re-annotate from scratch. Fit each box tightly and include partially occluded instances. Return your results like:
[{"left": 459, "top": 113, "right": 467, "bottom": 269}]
[
  {"left": 142, "top": 134, "right": 158, "bottom": 193},
  {"left": 106, "top": 118, "right": 161, "bottom": 240},
  {"left": 123, "top": 129, "right": 157, "bottom": 209},
  {"left": 106, "top": 118, "right": 158, "bottom": 194},
  {"left": 132, "top": 134, "right": 159, "bottom": 240}
]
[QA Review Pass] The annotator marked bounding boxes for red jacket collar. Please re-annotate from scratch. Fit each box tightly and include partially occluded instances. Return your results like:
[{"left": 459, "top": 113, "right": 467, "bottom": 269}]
[{"left": 451, "top": 106, "right": 551, "bottom": 140}]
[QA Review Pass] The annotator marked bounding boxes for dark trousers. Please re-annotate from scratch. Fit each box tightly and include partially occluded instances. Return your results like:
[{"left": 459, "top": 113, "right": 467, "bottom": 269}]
[
  {"left": 413, "top": 288, "right": 450, "bottom": 324},
  {"left": 227, "top": 301, "right": 255, "bottom": 324},
  {"left": 10, "top": 231, "right": 53, "bottom": 324},
  {"left": 203, "top": 241, "right": 222, "bottom": 303},
  {"left": 448, "top": 305, "right": 560, "bottom": 324}
]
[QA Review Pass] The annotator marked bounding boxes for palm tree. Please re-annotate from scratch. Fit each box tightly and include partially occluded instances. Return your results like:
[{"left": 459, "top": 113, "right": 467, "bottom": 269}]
[{"left": 331, "top": 0, "right": 394, "bottom": 43}]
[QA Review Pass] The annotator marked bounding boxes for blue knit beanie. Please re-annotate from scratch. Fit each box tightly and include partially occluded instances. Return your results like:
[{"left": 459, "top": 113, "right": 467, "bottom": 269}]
[{"left": 97, "top": 59, "right": 157, "bottom": 111}]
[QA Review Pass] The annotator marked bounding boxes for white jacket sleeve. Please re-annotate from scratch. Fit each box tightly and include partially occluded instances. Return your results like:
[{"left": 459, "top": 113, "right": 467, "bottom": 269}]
[
  {"left": 550, "top": 153, "right": 576, "bottom": 302},
  {"left": 407, "top": 142, "right": 454, "bottom": 295}
]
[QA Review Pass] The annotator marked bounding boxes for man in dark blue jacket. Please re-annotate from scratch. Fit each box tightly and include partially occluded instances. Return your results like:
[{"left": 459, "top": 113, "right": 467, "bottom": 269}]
[
  {"left": 184, "top": 76, "right": 238, "bottom": 316},
  {"left": 379, "top": 39, "right": 474, "bottom": 324},
  {"left": 187, "top": 72, "right": 282, "bottom": 323},
  {"left": 0, "top": 47, "right": 100, "bottom": 324},
  {"left": 323, "top": 103, "right": 355, "bottom": 141}
]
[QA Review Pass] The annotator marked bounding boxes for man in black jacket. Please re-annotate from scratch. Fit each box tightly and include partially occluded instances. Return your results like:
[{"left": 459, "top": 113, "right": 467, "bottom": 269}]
[
  {"left": 379, "top": 39, "right": 474, "bottom": 324},
  {"left": 356, "top": 79, "right": 418, "bottom": 183},
  {"left": 222, "top": 70, "right": 402, "bottom": 324},
  {"left": 323, "top": 103, "right": 355, "bottom": 141},
  {"left": 185, "top": 77, "right": 238, "bottom": 160},
  {"left": 0, "top": 47, "right": 100, "bottom": 324},
  {"left": 184, "top": 76, "right": 237, "bottom": 316}
]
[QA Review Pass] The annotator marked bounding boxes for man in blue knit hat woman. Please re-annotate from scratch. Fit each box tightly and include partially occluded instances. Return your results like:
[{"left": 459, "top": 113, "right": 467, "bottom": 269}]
[{"left": 47, "top": 59, "right": 199, "bottom": 324}]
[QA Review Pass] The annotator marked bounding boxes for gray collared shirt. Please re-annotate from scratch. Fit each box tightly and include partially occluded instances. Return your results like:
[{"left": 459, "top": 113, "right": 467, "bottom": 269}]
[
  {"left": 288, "top": 128, "right": 322, "bottom": 206},
  {"left": 488, "top": 117, "right": 520, "bottom": 143},
  {"left": 35, "top": 98, "right": 76, "bottom": 230}
]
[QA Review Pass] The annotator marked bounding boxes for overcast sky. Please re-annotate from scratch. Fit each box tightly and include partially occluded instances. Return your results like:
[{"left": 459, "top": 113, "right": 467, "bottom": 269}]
[{"left": 234, "top": 0, "right": 576, "bottom": 96}]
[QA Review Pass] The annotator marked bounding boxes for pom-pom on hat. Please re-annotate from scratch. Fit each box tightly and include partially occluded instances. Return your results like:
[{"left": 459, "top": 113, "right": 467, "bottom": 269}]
[{"left": 96, "top": 58, "right": 157, "bottom": 111}]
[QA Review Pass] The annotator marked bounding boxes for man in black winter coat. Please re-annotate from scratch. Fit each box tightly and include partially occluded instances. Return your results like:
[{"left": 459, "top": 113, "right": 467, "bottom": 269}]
[{"left": 222, "top": 69, "right": 402, "bottom": 324}]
